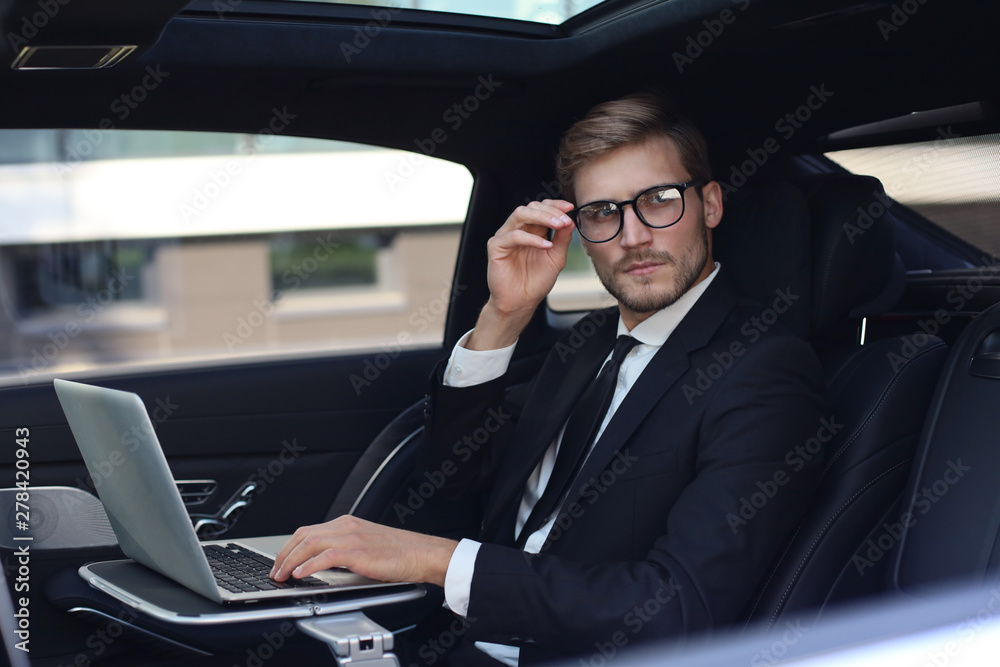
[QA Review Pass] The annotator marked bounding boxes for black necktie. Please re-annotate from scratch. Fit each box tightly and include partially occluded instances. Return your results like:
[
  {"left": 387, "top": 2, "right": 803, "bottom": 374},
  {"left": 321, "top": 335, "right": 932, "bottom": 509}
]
[{"left": 517, "top": 335, "right": 639, "bottom": 547}]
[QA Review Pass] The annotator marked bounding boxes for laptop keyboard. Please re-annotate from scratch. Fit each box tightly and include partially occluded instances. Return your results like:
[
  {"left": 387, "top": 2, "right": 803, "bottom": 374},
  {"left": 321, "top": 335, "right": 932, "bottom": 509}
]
[{"left": 204, "top": 543, "right": 328, "bottom": 594}]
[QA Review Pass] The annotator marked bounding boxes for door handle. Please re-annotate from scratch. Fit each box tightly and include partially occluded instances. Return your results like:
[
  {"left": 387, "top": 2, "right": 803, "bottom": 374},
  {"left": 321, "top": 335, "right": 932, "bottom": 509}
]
[
  {"left": 175, "top": 479, "right": 218, "bottom": 507},
  {"left": 191, "top": 481, "right": 258, "bottom": 539},
  {"left": 970, "top": 331, "right": 1000, "bottom": 378}
]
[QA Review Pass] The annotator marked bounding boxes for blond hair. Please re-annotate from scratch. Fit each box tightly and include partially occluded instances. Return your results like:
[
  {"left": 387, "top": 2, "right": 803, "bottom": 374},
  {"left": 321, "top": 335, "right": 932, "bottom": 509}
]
[{"left": 555, "top": 93, "right": 711, "bottom": 203}]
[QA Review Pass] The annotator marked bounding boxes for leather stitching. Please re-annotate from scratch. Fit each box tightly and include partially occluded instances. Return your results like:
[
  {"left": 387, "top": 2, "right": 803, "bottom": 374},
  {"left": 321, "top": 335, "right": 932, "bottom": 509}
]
[
  {"left": 826, "top": 341, "right": 945, "bottom": 470},
  {"left": 763, "top": 460, "right": 910, "bottom": 631}
]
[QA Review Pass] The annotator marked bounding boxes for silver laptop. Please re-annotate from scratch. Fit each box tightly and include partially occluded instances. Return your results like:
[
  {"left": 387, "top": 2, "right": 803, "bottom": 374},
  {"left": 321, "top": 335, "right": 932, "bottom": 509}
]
[{"left": 54, "top": 378, "right": 398, "bottom": 604}]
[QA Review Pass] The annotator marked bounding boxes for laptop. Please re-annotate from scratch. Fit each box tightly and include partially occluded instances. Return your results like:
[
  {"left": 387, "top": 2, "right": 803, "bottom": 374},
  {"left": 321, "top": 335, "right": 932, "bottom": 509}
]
[{"left": 54, "top": 378, "right": 403, "bottom": 604}]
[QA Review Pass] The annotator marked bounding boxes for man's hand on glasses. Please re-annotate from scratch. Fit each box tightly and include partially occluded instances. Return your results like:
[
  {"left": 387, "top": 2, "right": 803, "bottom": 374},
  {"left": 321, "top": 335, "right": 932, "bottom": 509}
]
[{"left": 465, "top": 199, "right": 575, "bottom": 352}]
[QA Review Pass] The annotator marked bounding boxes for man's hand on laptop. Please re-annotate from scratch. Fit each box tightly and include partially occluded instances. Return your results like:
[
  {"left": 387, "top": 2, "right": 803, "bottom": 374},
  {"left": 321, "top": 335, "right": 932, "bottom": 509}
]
[{"left": 270, "top": 515, "right": 458, "bottom": 586}]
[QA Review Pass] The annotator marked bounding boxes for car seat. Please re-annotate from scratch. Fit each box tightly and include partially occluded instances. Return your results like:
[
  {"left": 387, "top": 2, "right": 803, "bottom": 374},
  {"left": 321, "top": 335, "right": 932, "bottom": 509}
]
[{"left": 733, "top": 175, "right": 947, "bottom": 632}]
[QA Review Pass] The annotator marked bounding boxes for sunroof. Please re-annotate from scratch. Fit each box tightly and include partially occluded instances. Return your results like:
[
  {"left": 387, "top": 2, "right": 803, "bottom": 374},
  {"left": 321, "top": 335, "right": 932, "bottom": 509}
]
[{"left": 293, "top": 0, "right": 607, "bottom": 24}]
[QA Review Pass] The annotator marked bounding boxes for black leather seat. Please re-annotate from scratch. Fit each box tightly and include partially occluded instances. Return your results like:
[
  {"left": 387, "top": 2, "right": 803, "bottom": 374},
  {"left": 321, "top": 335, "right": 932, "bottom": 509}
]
[
  {"left": 735, "top": 175, "right": 947, "bottom": 632},
  {"left": 891, "top": 299, "right": 1000, "bottom": 595},
  {"left": 331, "top": 353, "right": 544, "bottom": 541},
  {"left": 325, "top": 399, "right": 426, "bottom": 523}
]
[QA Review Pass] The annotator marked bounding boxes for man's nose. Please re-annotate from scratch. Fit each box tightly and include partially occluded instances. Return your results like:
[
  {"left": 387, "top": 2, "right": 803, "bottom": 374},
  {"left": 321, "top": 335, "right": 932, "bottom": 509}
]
[{"left": 619, "top": 205, "right": 652, "bottom": 248}]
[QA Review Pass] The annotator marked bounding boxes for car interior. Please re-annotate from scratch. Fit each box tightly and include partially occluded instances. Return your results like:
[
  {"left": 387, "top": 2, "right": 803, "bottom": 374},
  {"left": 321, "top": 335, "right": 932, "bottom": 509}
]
[{"left": 1, "top": 0, "right": 999, "bottom": 665}]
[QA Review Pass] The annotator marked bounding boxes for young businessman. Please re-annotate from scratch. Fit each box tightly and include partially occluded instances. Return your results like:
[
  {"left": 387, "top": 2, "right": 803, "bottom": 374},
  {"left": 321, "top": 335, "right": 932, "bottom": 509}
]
[{"left": 271, "top": 93, "right": 828, "bottom": 665}]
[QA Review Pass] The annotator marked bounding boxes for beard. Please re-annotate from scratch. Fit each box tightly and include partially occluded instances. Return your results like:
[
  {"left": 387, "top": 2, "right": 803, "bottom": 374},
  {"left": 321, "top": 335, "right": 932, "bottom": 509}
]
[{"left": 592, "top": 219, "right": 710, "bottom": 317}]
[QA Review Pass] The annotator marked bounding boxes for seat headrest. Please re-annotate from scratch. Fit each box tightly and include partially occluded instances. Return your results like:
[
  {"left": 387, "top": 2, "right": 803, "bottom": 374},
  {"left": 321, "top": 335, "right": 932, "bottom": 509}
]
[
  {"left": 714, "top": 181, "right": 813, "bottom": 338},
  {"left": 715, "top": 174, "right": 904, "bottom": 340},
  {"left": 797, "top": 174, "right": 905, "bottom": 335}
]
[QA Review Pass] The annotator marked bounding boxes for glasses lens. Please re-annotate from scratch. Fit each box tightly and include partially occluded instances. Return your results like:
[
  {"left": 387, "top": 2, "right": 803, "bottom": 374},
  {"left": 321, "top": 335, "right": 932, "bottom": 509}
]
[
  {"left": 637, "top": 186, "right": 684, "bottom": 227},
  {"left": 576, "top": 202, "right": 620, "bottom": 242}
]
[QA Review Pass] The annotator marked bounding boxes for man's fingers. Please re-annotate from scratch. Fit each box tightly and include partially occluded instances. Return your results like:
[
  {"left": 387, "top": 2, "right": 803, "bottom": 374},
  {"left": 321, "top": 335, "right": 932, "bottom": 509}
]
[
  {"left": 535, "top": 198, "right": 574, "bottom": 209},
  {"left": 270, "top": 531, "right": 303, "bottom": 580},
  {"left": 500, "top": 201, "right": 574, "bottom": 236},
  {"left": 290, "top": 547, "right": 340, "bottom": 580},
  {"left": 274, "top": 535, "right": 340, "bottom": 580},
  {"left": 543, "top": 199, "right": 575, "bottom": 213},
  {"left": 270, "top": 517, "right": 457, "bottom": 587},
  {"left": 551, "top": 224, "right": 574, "bottom": 253},
  {"left": 534, "top": 199, "right": 575, "bottom": 221},
  {"left": 492, "top": 228, "right": 558, "bottom": 253},
  {"left": 271, "top": 523, "right": 337, "bottom": 581}
]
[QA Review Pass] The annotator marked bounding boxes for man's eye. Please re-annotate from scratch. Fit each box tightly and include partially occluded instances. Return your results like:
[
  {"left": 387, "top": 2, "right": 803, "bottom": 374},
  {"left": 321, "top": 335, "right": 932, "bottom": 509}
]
[
  {"left": 645, "top": 188, "right": 681, "bottom": 205},
  {"left": 581, "top": 205, "right": 617, "bottom": 222}
]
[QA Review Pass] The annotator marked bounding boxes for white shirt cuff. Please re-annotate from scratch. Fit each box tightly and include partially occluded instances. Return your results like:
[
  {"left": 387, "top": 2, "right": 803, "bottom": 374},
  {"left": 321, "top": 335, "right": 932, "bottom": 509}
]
[
  {"left": 443, "top": 538, "right": 481, "bottom": 617},
  {"left": 443, "top": 329, "right": 517, "bottom": 387}
]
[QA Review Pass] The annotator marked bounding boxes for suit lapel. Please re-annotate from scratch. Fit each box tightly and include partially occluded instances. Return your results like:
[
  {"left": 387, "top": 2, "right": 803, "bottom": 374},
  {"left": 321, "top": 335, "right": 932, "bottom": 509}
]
[
  {"left": 481, "top": 272, "right": 740, "bottom": 541},
  {"left": 565, "top": 274, "right": 740, "bottom": 510},
  {"left": 483, "top": 309, "right": 618, "bottom": 538},
  {"left": 566, "top": 338, "right": 689, "bottom": 505}
]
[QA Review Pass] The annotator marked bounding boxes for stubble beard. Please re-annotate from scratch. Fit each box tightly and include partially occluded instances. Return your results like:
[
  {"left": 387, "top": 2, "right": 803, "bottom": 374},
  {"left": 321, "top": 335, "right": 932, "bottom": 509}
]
[{"left": 593, "top": 219, "right": 710, "bottom": 318}]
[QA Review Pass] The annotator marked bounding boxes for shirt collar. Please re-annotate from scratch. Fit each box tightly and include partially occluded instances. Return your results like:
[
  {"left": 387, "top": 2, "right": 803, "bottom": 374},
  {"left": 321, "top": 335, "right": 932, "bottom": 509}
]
[{"left": 616, "top": 261, "right": 721, "bottom": 347}]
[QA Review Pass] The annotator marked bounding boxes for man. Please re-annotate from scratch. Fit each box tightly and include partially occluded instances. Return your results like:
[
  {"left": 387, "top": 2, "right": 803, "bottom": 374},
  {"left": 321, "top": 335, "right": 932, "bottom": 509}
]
[{"left": 272, "top": 93, "right": 828, "bottom": 665}]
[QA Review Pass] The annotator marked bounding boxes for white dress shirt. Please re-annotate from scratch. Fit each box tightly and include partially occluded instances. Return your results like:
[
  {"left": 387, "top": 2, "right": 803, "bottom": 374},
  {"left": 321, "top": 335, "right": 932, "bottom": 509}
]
[{"left": 440, "top": 263, "right": 720, "bottom": 665}]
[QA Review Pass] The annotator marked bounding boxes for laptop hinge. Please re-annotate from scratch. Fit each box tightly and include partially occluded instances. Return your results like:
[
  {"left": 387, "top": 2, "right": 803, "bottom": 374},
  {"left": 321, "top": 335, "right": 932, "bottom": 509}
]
[{"left": 297, "top": 613, "right": 398, "bottom": 667}]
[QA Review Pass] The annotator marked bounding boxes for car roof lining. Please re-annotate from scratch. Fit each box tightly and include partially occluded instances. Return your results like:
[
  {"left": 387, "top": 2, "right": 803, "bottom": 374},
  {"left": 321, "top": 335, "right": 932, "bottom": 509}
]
[
  {"left": 0, "top": 0, "right": 190, "bottom": 57},
  {"left": 181, "top": 0, "right": 564, "bottom": 38},
  {"left": 821, "top": 102, "right": 1000, "bottom": 151},
  {"left": 0, "top": 0, "right": 994, "bottom": 177}
]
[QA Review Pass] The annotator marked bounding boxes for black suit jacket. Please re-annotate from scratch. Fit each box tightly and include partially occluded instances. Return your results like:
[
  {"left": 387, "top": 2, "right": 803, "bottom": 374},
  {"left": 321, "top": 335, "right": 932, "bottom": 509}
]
[{"left": 418, "top": 271, "right": 827, "bottom": 663}]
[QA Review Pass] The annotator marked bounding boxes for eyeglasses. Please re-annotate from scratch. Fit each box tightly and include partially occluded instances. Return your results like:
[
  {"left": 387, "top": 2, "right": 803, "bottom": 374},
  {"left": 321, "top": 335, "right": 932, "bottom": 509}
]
[{"left": 569, "top": 179, "right": 706, "bottom": 243}]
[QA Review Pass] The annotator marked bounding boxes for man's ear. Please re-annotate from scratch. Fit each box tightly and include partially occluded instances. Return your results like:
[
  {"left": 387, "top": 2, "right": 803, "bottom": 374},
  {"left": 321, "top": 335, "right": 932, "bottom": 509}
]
[{"left": 701, "top": 181, "right": 723, "bottom": 230}]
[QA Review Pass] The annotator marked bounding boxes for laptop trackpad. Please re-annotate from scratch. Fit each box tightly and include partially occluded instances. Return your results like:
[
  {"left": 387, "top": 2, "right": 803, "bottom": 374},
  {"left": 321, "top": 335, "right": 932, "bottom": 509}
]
[{"left": 232, "top": 535, "right": 293, "bottom": 558}]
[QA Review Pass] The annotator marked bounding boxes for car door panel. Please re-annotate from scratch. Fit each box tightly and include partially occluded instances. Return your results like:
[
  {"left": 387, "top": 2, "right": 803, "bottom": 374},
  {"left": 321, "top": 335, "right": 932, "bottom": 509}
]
[{"left": 0, "top": 346, "right": 446, "bottom": 542}]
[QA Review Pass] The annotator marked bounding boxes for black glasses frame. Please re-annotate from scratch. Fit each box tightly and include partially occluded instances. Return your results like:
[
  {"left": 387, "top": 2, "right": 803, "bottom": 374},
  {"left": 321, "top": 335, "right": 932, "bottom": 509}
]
[{"left": 570, "top": 179, "right": 706, "bottom": 243}]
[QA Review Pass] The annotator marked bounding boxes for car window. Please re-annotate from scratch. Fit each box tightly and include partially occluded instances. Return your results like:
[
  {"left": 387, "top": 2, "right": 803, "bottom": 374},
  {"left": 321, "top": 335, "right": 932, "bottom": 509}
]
[
  {"left": 826, "top": 133, "right": 1000, "bottom": 262},
  {"left": 0, "top": 129, "right": 472, "bottom": 384},
  {"left": 273, "top": 0, "right": 606, "bottom": 24}
]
